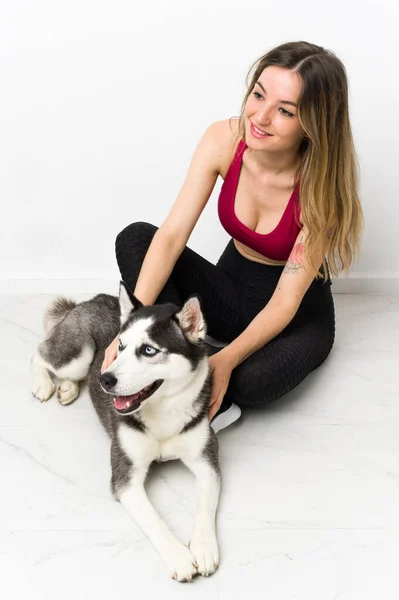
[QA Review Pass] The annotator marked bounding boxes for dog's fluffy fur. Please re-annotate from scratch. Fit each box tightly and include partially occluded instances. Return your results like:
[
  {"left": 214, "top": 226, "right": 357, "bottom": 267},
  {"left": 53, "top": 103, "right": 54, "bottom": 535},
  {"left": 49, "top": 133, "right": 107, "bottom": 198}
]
[{"left": 30, "top": 282, "right": 220, "bottom": 581}]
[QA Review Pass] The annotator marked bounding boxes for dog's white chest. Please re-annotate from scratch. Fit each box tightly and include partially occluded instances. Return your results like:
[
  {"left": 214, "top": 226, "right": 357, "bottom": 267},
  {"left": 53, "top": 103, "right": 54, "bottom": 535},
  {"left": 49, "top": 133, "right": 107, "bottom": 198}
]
[
  {"left": 118, "top": 421, "right": 209, "bottom": 466},
  {"left": 158, "top": 445, "right": 179, "bottom": 462}
]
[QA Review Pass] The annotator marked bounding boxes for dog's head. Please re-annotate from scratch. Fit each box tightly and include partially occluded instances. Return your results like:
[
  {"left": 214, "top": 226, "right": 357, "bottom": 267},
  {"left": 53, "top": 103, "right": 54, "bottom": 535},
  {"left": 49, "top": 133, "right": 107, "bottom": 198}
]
[{"left": 99, "top": 281, "right": 208, "bottom": 416}]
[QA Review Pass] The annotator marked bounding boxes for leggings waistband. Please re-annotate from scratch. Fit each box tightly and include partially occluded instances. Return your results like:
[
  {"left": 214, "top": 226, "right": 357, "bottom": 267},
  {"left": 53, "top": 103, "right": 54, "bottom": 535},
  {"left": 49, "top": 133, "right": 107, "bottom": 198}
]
[{"left": 216, "top": 239, "right": 331, "bottom": 287}]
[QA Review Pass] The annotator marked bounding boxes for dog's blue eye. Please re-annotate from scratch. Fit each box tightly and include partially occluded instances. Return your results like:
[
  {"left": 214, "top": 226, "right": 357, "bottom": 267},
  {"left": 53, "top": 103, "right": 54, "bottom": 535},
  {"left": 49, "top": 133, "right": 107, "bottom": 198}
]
[{"left": 144, "top": 345, "right": 157, "bottom": 356}]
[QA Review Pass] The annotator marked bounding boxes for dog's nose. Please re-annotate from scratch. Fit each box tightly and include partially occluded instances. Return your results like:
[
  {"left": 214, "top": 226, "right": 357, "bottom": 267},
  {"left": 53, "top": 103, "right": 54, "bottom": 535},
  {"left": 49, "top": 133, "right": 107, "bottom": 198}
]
[{"left": 100, "top": 372, "right": 117, "bottom": 391}]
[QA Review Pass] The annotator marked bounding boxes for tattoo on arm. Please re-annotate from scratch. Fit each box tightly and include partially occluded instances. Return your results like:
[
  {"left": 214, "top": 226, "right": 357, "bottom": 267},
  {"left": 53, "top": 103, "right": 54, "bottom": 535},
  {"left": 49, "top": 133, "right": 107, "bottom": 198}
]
[{"left": 283, "top": 236, "right": 304, "bottom": 274}]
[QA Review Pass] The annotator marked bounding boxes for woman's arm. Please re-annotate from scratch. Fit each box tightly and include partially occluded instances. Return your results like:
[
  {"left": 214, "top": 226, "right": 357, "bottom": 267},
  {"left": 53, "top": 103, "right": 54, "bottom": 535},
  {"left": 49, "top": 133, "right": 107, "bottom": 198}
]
[
  {"left": 132, "top": 121, "right": 230, "bottom": 305},
  {"left": 219, "top": 227, "right": 325, "bottom": 368},
  {"left": 103, "top": 121, "right": 235, "bottom": 371}
]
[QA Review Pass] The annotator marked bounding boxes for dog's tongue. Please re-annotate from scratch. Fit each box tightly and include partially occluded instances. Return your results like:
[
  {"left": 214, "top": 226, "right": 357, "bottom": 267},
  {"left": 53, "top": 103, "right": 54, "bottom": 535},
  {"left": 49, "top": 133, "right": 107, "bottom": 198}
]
[{"left": 114, "top": 393, "right": 140, "bottom": 410}]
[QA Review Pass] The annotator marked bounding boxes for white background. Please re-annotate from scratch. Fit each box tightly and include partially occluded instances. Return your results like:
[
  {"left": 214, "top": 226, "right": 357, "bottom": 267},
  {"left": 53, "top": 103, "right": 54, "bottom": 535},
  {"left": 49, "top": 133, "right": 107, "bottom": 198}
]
[{"left": 1, "top": 0, "right": 398, "bottom": 292}]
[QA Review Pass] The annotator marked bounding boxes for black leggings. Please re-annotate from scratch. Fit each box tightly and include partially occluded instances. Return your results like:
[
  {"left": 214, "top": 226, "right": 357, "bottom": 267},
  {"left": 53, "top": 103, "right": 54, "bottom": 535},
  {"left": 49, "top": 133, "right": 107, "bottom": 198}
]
[{"left": 115, "top": 222, "right": 335, "bottom": 409}]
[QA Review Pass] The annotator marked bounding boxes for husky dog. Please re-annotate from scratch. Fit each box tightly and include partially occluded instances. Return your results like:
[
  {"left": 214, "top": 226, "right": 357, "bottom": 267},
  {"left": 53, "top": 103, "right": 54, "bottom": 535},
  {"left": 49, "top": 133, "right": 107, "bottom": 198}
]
[{"left": 30, "top": 282, "right": 220, "bottom": 581}]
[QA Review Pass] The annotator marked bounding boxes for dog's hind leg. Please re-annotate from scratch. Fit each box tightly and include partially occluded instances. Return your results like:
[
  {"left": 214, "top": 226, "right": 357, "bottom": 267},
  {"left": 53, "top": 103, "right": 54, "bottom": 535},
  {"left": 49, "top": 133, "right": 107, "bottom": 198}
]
[
  {"left": 30, "top": 353, "right": 56, "bottom": 402},
  {"left": 31, "top": 294, "right": 98, "bottom": 405},
  {"left": 56, "top": 380, "right": 80, "bottom": 405},
  {"left": 31, "top": 344, "right": 95, "bottom": 405},
  {"left": 54, "top": 345, "right": 95, "bottom": 405}
]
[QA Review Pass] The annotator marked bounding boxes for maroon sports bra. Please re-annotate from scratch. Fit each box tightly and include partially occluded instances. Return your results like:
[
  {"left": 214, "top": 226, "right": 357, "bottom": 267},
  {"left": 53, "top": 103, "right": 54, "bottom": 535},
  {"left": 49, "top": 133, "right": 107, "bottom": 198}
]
[{"left": 218, "top": 139, "right": 302, "bottom": 261}]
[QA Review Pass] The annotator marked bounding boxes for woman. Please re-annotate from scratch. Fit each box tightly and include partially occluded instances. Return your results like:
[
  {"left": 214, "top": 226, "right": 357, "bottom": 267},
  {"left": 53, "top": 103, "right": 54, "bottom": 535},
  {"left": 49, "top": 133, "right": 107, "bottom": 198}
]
[{"left": 102, "top": 41, "right": 364, "bottom": 433}]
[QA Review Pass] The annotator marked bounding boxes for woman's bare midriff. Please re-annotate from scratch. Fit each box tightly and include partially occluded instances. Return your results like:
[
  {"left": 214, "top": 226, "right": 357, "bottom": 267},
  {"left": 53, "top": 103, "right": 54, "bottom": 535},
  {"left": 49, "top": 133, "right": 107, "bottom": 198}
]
[{"left": 233, "top": 239, "right": 287, "bottom": 266}]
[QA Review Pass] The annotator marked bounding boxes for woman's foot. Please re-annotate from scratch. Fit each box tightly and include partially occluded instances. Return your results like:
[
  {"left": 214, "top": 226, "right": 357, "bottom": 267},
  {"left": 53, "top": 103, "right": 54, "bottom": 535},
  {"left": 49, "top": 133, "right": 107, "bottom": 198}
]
[{"left": 210, "top": 400, "right": 241, "bottom": 433}]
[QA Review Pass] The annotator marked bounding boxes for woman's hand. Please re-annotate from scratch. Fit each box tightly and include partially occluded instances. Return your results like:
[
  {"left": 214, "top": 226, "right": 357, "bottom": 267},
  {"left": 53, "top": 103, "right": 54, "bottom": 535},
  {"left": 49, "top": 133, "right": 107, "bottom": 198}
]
[
  {"left": 101, "top": 335, "right": 119, "bottom": 373},
  {"left": 208, "top": 350, "right": 235, "bottom": 421}
]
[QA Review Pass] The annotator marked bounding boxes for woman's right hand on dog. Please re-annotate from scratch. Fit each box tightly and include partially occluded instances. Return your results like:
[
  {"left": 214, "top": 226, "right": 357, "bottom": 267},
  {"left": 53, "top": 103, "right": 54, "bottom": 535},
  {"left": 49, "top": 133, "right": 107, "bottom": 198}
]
[{"left": 101, "top": 335, "right": 119, "bottom": 373}]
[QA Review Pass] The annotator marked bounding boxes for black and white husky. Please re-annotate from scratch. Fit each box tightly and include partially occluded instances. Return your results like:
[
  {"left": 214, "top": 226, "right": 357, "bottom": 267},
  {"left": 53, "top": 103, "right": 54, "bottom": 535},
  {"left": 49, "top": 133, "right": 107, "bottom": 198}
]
[{"left": 30, "top": 282, "right": 220, "bottom": 581}]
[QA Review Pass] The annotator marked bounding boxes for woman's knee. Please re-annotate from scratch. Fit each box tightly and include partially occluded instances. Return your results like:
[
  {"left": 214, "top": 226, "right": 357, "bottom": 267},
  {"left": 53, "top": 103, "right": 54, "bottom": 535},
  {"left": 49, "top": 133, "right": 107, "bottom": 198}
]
[
  {"left": 115, "top": 222, "right": 158, "bottom": 259},
  {"left": 116, "top": 221, "right": 157, "bottom": 246},
  {"left": 229, "top": 329, "right": 333, "bottom": 408},
  {"left": 223, "top": 353, "right": 267, "bottom": 408}
]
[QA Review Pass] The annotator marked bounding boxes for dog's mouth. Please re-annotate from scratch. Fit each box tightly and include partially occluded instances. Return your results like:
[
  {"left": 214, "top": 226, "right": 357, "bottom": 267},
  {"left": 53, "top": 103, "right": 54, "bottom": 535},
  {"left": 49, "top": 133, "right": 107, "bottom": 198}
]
[{"left": 113, "top": 380, "right": 164, "bottom": 414}]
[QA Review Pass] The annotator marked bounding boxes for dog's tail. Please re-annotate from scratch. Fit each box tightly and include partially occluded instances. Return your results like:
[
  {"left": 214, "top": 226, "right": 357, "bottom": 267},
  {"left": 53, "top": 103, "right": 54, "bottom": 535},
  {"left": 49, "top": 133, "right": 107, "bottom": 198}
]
[{"left": 43, "top": 297, "right": 77, "bottom": 334}]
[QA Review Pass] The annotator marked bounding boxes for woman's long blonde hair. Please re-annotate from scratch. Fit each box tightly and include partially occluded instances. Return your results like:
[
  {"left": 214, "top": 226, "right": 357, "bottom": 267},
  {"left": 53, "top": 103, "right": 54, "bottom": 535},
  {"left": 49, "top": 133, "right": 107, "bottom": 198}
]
[{"left": 237, "top": 41, "right": 364, "bottom": 279}]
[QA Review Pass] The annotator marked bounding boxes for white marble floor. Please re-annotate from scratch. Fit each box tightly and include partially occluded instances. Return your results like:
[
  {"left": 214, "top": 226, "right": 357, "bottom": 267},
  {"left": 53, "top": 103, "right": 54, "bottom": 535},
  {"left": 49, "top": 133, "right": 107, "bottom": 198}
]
[{"left": 0, "top": 292, "right": 398, "bottom": 600}]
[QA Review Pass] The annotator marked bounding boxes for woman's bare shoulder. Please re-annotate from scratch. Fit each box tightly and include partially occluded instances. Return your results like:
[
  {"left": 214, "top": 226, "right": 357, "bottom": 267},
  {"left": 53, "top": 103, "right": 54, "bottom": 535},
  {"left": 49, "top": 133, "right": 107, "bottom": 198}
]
[{"left": 206, "top": 118, "right": 242, "bottom": 177}]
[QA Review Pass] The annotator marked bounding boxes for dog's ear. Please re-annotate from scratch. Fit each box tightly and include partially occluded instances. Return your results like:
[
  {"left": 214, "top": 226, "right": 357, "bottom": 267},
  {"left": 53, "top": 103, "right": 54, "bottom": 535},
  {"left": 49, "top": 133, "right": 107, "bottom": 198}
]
[
  {"left": 175, "top": 295, "right": 206, "bottom": 343},
  {"left": 119, "top": 281, "right": 143, "bottom": 325}
]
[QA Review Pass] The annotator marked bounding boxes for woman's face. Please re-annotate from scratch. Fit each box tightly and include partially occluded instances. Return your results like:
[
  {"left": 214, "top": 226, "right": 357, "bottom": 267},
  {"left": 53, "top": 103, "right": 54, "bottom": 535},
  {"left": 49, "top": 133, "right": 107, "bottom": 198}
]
[{"left": 244, "top": 66, "right": 305, "bottom": 156}]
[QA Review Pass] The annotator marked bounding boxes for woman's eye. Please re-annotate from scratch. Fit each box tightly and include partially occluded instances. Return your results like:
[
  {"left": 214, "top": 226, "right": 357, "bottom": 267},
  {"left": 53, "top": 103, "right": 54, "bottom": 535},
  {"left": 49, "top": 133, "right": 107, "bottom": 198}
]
[
  {"left": 118, "top": 341, "right": 124, "bottom": 352},
  {"left": 252, "top": 91, "right": 263, "bottom": 99},
  {"left": 280, "top": 108, "right": 294, "bottom": 118}
]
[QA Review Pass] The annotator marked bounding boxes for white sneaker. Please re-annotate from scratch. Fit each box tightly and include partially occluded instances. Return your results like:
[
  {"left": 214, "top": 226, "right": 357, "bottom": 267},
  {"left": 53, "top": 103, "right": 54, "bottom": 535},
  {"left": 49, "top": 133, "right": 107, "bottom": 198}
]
[{"left": 210, "top": 401, "right": 241, "bottom": 433}]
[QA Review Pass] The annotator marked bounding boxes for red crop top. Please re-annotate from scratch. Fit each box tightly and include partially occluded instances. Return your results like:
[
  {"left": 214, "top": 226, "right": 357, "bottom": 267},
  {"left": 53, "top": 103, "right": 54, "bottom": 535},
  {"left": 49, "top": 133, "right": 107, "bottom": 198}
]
[{"left": 218, "top": 140, "right": 302, "bottom": 261}]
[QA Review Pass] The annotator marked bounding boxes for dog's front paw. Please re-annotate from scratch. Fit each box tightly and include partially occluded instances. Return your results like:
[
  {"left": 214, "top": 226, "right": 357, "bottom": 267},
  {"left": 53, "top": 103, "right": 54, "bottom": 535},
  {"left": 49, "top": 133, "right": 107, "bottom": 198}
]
[
  {"left": 31, "top": 378, "right": 56, "bottom": 402},
  {"left": 189, "top": 534, "right": 219, "bottom": 577},
  {"left": 57, "top": 380, "right": 79, "bottom": 405},
  {"left": 162, "top": 541, "right": 198, "bottom": 582}
]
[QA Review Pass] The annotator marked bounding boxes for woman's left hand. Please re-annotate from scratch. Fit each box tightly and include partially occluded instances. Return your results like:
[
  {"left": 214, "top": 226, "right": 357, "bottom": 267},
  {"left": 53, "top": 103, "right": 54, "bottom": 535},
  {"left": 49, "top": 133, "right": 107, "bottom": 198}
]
[{"left": 208, "top": 350, "right": 235, "bottom": 421}]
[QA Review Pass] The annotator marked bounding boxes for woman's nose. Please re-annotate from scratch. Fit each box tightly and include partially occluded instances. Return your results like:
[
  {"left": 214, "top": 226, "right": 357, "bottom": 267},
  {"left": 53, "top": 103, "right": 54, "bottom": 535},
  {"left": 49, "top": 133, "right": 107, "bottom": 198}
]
[{"left": 256, "top": 107, "right": 272, "bottom": 125}]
